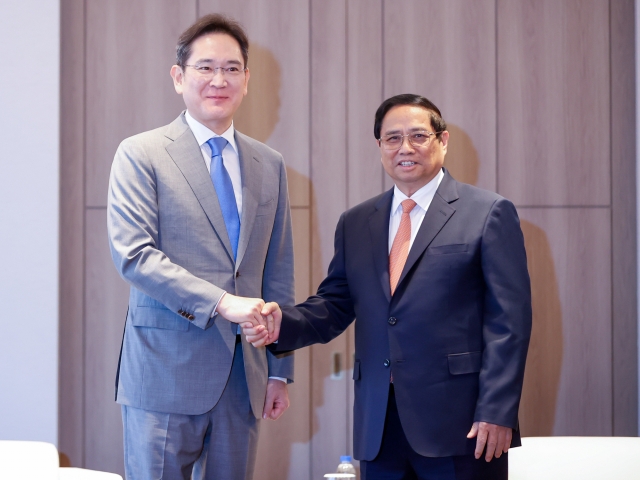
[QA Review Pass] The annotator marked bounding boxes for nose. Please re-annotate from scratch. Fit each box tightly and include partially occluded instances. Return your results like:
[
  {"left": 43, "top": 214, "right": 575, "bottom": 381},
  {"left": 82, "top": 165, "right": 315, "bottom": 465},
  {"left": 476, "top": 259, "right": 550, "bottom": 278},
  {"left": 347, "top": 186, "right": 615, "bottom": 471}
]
[
  {"left": 209, "top": 70, "right": 226, "bottom": 87},
  {"left": 398, "top": 135, "right": 415, "bottom": 153}
]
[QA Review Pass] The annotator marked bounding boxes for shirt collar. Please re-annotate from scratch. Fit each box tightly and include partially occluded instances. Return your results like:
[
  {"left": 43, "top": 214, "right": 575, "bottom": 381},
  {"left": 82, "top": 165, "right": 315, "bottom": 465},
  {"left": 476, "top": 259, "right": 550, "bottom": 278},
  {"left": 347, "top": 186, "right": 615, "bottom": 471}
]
[
  {"left": 184, "top": 110, "right": 238, "bottom": 155},
  {"left": 391, "top": 168, "right": 444, "bottom": 214}
]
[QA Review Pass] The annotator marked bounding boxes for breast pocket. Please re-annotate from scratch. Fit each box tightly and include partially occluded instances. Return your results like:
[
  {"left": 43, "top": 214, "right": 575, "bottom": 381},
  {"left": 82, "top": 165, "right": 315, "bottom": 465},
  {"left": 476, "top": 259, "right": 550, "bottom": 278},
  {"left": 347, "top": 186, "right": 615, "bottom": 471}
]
[
  {"left": 256, "top": 197, "right": 276, "bottom": 217},
  {"left": 427, "top": 243, "right": 468, "bottom": 255}
]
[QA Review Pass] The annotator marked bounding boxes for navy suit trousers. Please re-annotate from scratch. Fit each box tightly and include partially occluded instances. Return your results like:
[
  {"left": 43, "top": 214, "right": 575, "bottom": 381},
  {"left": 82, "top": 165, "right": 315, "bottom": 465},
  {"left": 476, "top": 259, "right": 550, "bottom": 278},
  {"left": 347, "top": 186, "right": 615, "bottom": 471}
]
[{"left": 360, "top": 385, "right": 508, "bottom": 480}]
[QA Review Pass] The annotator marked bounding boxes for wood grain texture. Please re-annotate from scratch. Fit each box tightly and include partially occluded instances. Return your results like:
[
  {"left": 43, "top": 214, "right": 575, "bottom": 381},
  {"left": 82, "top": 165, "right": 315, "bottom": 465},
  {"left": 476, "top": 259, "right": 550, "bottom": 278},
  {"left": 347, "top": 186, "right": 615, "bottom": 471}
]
[
  {"left": 83, "top": 210, "right": 130, "bottom": 476},
  {"left": 310, "top": 0, "right": 348, "bottom": 277},
  {"left": 292, "top": 207, "right": 312, "bottom": 304},
  {"left": 345, "top": 3, "right": 383, "bottom": 471},
  {"left": 519, "top": 208, "right": 612, "bottom": 436},
  {"left": 610, "top": 0, "right": 638, "bottom": 436},
  {"left": 384, "top": 0, "right": 497, "bottom": 192},
  {"left": 84, "top": 0, "right": 196, "bottom": 207},
  {"left": 497, "top": 0, "right": 610, "bottom": 205},
  {"left": 254, "top": 347, "right": 312, "bottom": 480},
  {"left": 347, "top": 0, "right": 385, "bottom": 207},
  {"left": 310, "top": 1, "right": 351, "bottom": 477},
  {"left": 252, "top": 207, "right": 312, "bottom": 480},
  {"left": 59, "top": 0, "right": 86, "bottom": 467},
  {"left": 198, "top": 0, "right": 311, "bottom": 209}
]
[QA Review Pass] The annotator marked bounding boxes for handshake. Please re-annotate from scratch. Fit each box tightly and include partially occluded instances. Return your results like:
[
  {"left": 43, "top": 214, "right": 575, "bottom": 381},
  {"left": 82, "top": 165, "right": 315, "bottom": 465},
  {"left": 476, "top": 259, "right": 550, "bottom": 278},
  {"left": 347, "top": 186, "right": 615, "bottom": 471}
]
[{"left": 216, "top": 293, "right": 283, "bottom": 347}]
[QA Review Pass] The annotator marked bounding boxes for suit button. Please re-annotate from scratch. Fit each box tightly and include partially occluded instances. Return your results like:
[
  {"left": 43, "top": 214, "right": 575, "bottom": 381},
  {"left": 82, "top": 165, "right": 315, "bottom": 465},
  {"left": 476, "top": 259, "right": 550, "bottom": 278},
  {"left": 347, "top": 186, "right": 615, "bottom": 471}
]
[
  {"left": 383, "top": 359, "right": 390, "bottom": 368},
  {"left": 178, "top": 309, "right": 184, "bottom": 314},
  {"left": 188, "top": 314, "right": 195, "bottom": 321},
  {"left": 388, "top": 317, "right": 397, "bottom": 325},
  {"left": 235, "top": 271, "right": 240, "bottom": 278}
]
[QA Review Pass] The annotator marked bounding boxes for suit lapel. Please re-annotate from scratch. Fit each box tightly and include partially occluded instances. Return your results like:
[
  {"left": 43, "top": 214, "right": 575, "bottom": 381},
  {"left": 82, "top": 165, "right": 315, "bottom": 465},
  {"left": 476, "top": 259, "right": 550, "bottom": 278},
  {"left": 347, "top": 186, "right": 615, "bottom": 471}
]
[
  {"left": 164, "top": 114, "right": 235, "bottom": 261},
  {"left": 396, "top": 171, "right": 459, "bottom": 290},
  {"left": 369, "top": 189, "right": 394, "bottom": 303},
  {"left": 235, "top": 132, "right": 262, "bottom": 269}
]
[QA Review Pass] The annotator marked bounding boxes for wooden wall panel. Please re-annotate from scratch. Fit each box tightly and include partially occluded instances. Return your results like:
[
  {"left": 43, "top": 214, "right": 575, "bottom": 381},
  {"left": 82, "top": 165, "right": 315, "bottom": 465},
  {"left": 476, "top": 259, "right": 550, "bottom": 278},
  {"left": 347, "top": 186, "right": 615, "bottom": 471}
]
[
  {"left": 216, "top": 1, "right": 308, "bottom": 208},
  {"left": 310, "top": 1, "right": 351, "bottom": 477},
  {"left": 347, "top": 0, "right": 384, "bottom": 206},
  {"left": 518, "top": 208, "right": 612, "bottom": 436},
  {"left": 345, "top": 2, "right": 384, "bottom": 470},
  {"left": 254, "top": 347, "right": 312, "bottom": 480},
  {"left": 497, "top": 0, "right": 610, "bottom": 205},
  {"left": 84, "top": 210, "right": 129, "bottom": 476},
  {"left": 384, "top": 0, "right": 497, "bottom": 192},
  {"left": 85, "top": 0, "right": 196, "bottom": 207},
  {"left": 253, "top": 207, "right": 312, "bottom": 480},
  {"left": 198, "top": 0, "right": 311, "bottom": 208},
  {"left": 59, "top": 0, "right": 86, "bottom": 467},
  {"left": 611, "top": 0, "right": 638, "bottom": 436}
]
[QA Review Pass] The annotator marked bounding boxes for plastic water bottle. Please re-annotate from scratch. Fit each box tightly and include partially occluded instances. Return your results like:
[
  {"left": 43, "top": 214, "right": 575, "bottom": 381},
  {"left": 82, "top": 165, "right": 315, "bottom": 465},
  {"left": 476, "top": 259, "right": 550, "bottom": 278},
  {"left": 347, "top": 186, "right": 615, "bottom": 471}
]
[{"left": 336, "top": 455, "right": 356, "bottom": 475}]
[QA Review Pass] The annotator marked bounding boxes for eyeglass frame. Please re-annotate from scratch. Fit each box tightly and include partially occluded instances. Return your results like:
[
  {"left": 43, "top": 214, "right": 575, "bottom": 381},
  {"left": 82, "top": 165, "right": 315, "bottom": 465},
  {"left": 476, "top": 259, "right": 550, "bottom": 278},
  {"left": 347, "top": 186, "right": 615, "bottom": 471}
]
[
  {"left": 183, "top": 64, "right": 248, "bottom": 78},
  {"left": 377, "top": 130, "right": 444, "bottom": 151}
]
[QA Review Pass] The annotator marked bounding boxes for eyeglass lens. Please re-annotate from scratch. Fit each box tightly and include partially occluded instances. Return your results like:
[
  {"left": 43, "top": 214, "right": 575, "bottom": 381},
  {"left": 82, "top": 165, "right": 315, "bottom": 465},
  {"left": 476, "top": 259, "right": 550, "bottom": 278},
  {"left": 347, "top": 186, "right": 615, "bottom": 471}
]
[{"left": 381, "top": 132, "right": 433, "bottom": 149}]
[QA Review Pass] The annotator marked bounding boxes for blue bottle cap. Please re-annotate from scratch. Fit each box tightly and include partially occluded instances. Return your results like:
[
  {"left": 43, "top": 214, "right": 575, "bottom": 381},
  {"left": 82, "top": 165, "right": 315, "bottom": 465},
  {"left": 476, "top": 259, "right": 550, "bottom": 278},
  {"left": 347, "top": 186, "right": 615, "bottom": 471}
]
[{"left": 340, "top": 455, "right": 352, "bottom": 462}]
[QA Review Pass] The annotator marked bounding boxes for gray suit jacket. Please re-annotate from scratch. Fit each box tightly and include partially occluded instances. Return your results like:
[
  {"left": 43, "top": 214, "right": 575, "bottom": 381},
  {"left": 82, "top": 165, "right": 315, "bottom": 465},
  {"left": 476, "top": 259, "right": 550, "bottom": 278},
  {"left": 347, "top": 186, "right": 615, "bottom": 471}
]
[{"left": 107, "top": 113, "right": 294, "bottom": 417}]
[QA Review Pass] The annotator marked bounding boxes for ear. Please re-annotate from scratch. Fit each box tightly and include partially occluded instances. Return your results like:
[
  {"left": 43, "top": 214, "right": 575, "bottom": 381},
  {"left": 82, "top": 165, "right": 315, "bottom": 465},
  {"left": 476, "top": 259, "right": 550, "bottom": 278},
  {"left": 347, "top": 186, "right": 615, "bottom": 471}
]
[
  {"left": 170, "top": 65, "right": 184, "bottom": 95},
  {"left": 439, "top": 130, "right": 450, "bottom": 153},
  {"left": 242, "top": 67, "right": 251, "bottom": 96}
]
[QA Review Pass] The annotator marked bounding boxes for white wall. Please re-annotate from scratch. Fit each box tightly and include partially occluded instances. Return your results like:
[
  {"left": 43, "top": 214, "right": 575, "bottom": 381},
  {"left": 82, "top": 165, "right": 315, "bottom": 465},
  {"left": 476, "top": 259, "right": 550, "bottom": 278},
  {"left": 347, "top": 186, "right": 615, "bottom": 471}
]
[{"left": 0, "top": 0, "right": 60, "bottom": 444}]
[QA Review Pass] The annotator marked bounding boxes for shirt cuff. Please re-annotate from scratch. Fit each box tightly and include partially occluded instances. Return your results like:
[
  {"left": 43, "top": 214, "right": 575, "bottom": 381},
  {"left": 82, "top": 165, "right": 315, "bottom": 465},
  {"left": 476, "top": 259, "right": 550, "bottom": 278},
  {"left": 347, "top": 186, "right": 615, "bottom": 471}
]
[
  {"left": 212, "top": 291, "right": 227, "bottom": 318},
  {"left": 268, "top": 376, "right": 287, "bottom": 383}
]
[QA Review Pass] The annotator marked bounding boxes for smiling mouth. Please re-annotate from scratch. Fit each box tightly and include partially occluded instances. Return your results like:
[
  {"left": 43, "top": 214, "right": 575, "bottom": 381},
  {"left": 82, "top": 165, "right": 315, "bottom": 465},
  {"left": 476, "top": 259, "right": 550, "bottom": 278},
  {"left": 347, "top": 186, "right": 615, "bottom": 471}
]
[{"left": 399, "top": 161, "right": 416, "bottom": 167}]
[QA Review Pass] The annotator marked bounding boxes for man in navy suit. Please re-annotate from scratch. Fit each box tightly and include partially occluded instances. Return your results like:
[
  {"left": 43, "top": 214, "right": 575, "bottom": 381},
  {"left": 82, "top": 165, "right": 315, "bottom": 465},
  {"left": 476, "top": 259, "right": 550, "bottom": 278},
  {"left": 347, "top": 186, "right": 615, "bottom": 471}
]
[{"left": 246, "top": 94, "right": 532, "bottom": 479}]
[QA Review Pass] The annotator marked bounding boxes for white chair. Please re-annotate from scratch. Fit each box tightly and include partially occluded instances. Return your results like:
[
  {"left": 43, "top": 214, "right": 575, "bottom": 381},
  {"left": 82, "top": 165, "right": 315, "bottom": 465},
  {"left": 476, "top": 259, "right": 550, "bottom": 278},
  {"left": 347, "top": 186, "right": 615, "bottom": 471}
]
[
  {"left": 0, "top": 440, "right": 123, "bottom": 479},
  {"left": 509, "top": 436, "right": 640, "bottom": 480},
  {"left": 60, "top": 467, "right": 123, "bottom": 479},
  {"left": 0, "top": 440, "right": 59, "bottom": 480}
]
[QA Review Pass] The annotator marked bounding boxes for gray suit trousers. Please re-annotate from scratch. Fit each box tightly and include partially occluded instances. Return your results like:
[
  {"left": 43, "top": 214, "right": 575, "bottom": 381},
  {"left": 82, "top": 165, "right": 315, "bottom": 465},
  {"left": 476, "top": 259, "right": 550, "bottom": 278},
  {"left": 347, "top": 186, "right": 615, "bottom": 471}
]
[{"left": 122, "top": 340, "right": 259, "bottom": 480}]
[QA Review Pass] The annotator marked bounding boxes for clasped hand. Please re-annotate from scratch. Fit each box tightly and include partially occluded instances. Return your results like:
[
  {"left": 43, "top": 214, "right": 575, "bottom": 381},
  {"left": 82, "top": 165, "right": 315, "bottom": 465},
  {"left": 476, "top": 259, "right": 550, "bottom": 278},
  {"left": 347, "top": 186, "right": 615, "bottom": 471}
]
[{"left": 216, "top": 293, "right": 281, "bottom": 345}]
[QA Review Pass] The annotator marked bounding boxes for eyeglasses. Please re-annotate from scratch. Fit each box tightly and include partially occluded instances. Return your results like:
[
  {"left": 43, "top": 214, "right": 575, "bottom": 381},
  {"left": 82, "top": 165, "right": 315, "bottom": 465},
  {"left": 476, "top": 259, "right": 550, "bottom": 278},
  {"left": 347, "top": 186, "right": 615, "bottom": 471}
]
[
  {"left": 184, "top": 64, "right": 247, "bottom": 79},
  {"left": 378, "top": 131, "right": 441, "bottom": 150}
]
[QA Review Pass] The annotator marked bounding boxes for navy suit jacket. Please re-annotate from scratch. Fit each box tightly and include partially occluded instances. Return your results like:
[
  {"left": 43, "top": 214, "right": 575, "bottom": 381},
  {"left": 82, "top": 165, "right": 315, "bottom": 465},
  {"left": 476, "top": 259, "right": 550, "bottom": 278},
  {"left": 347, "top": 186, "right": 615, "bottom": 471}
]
[{"left": 275, "top": 169, "right": 531, "bottom": 460}]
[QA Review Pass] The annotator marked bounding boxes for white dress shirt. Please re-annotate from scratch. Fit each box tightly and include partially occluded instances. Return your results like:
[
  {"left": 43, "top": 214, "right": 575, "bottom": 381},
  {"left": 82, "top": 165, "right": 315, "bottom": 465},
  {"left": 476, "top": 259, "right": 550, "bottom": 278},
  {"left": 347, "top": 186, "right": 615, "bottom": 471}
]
[
  {"left": 388, "top": 169, "right": 444, "bottom": 253},
  {"left": 185, "top": 110, "right": 243, "bottom": 215}
]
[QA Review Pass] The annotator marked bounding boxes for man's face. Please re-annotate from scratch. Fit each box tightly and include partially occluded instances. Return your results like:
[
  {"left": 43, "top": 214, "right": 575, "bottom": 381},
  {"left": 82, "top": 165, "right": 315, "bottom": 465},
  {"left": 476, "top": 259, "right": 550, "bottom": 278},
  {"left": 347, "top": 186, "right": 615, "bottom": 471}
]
[
  {"left": 378, "top": 105, "right": 449, "bottom": 197},
  {"left": 170, "top": 33, "right": 250, "bottom": 134}
]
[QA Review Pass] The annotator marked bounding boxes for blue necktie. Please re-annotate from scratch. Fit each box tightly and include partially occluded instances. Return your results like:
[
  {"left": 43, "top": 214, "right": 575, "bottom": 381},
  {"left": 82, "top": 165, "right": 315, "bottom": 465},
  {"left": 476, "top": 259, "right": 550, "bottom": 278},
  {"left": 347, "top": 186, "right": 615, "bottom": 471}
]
[{"left": 207, "top": 137, "right": 240, "bottom": 260}]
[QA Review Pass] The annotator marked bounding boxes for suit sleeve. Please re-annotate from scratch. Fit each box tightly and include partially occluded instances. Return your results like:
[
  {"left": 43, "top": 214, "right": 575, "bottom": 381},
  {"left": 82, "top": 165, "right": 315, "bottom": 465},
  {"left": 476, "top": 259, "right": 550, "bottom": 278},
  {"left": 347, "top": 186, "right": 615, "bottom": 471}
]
[
  {"left": 474, "top": 198, "right": 532, "bottom": 428},
  {"left": 275, "top": 212, "right": 356, "bottom": 352},
  {"left": 262, "top": 157, "right": 296, "bottom": 379},
  {"left": 107, "top": 138, "right": 224, "bottom": 330}
]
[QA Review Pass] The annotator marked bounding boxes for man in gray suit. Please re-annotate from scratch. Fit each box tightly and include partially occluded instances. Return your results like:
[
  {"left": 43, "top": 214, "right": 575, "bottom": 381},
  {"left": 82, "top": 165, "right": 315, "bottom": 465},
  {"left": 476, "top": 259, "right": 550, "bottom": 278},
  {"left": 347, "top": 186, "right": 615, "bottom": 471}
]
[{"left": 107, "top": 14, "right": 294, "bottom": 480}]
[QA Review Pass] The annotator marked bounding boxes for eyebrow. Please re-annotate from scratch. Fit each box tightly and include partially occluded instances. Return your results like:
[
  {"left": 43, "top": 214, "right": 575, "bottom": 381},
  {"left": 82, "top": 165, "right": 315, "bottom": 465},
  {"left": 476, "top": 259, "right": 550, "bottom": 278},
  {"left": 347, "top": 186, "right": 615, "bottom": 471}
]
[
  {"left": 383, "top": 127, "right": 432, "bottom": 135},
  {"left": 193, "top": 58, "right": 243, "bottom": 66}
]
